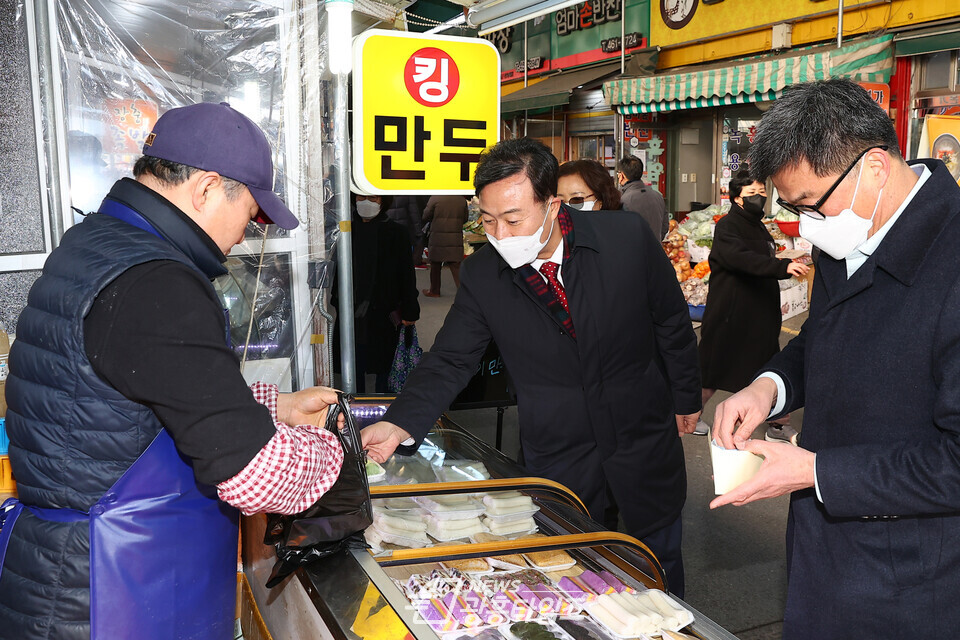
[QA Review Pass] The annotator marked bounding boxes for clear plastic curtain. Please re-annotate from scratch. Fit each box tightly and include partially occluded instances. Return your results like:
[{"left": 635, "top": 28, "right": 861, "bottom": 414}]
[{"left": 53, "top": 0, "right": 341, "bottom": 390}]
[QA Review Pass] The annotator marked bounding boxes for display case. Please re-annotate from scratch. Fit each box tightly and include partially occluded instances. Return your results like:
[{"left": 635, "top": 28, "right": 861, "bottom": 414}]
[{"left": 242, "top": 400, "right": 738, "bottom": 640}]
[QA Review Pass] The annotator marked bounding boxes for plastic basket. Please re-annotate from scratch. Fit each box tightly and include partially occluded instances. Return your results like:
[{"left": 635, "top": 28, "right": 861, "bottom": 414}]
[
  {"left": 688, "top": 304, "right": 705, "bottom": 321},
  {"left": 776, "top": 220, "right": 801, "bottom": 237},
  {"left": 0, "top": 418, "right": 7, "bottom": 456}
]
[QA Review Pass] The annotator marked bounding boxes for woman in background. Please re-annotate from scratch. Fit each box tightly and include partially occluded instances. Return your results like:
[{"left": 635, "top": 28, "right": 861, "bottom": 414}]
[
  {"left": 333, "top": 193, "right": 419, "bottom": 392},
  {"left": 421, "top": 195, "right": 469, "bottom": 297},
  {"left": 697, "top": 171, "right": 809, "bottom": 441},
  {"left": 557, "top": 159, "right": 621, "bottom": 211}
]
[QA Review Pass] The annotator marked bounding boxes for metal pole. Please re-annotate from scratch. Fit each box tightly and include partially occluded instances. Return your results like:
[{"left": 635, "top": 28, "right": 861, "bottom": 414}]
[
  {"left": 618, "top": 0, "right": 626, "bottom": 162},
  {"left": 523, "top": 21, "right": 528, "bottom": 88},
  {"left": 837, "top": 0, "right": 844, "bottom": 48},
  {"left": 326, "top": 0, "right": 357, "bottom": 394}
]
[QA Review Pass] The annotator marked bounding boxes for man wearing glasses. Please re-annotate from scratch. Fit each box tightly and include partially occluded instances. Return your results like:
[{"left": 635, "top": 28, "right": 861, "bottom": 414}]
[{"left": 710, "top": 78, "right": 960, "bottom": 637}]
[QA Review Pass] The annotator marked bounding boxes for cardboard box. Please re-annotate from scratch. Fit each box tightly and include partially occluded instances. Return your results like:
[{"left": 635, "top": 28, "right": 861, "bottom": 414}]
[{"left": 780, "top": 280, "right": 809, "bottom": 321}]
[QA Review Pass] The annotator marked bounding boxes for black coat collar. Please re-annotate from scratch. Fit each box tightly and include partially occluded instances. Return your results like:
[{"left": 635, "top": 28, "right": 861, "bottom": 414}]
[
  {"left": 871, "top": 159, "right": 958, "bottom": 286},
  {"left": 102, "top": 178, "right": 228, "bottom": 279}
]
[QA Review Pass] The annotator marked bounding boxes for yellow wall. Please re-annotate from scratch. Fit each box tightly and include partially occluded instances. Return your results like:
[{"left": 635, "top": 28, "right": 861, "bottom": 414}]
[
  {"left": 501, "top": 77, "right": 546, "bottom": 97},
  {"left": 656, "top": 0, "right": 960, "bottom": 69}
]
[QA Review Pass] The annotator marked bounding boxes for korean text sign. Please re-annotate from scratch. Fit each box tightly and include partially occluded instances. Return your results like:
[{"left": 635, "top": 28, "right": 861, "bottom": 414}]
[{"left": 352, "top": 30, "right": 500, "bottom": 194}]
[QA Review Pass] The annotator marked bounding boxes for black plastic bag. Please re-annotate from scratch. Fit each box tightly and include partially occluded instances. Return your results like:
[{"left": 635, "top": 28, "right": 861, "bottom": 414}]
[{"left": 263, "top": 392, "right": 373, "bottom": 587}]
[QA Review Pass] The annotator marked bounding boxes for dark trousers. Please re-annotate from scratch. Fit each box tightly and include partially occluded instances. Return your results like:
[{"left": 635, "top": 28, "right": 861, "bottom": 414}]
[{"left": 638, "top": 515, "right": 685, "bottom": 599}]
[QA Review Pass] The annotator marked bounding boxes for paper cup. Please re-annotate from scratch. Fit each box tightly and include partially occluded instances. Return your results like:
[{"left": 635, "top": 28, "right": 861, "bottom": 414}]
[{"left": 710, "top": 440, "right": 764, "bottom": 495}]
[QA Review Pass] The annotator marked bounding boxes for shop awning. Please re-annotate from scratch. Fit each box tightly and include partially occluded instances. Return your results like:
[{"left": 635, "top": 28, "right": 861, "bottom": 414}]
[
  {"left": 503, "top": 61, "right": 622, "bottom": 115},
  {"left": 604, "top": 35, "right": 894, "bottom": 115},
  {"left": 894, "top": 25, "right": 960, "bottom": 57}
]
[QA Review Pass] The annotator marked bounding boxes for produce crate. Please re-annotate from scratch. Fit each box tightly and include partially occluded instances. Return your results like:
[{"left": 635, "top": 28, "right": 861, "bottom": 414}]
[
  {"left": 686, "top": 239, "right": 711, "bottom": 264},
  {"left": 688, "top": 304, "right": 705, "bottom": 321}
]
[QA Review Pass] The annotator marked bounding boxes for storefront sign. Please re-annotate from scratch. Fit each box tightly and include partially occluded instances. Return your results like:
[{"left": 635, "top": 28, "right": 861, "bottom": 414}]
[
  {"left": 858, "top": 82, "right": 890, "bottom": 114},
  {"left": 623, "top": 113, "right": 667, "bottom": 192},
  {"left": 556, "top": 0, "right": 622, "bottom": 36},
  {"left": 652, "top": 0, "right": 877, "bottom": 49},
  {"left": 105, "top": 98, "right": 158, "bottom": 155},
  {"left": 352, "top": 31, "right": 500, "bottom": 194},
  {"left": 600, "top": 32, "right": 643, "bottom": 53},
  {"left": 515, "top": 57, "right": 545, "bottom": 73},
  {"left": 482, "top": 27, "right": 514, "bottom": 54}
]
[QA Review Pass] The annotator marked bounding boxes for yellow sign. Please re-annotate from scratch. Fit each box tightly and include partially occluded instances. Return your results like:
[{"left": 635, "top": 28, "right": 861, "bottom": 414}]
[
  {"left": 652, "top": 0, "right": 876, "bottom": 49},
  {"left": 352, "top": 30, "right": 500, "bottom": 194}
]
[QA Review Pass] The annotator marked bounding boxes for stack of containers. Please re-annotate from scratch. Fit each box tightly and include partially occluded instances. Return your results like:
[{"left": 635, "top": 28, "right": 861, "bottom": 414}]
[{"left": 0, "top": 329, "right": 13, "bottom": 495}]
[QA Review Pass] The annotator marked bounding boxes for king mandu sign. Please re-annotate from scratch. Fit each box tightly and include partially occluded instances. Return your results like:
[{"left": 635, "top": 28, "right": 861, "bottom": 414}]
[{"left": 352, "top": 31, "right": 501, "bottom": 194}]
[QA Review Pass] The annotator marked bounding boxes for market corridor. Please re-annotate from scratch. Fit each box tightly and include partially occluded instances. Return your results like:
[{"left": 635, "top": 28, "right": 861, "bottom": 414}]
[{"left": 417, "top": 265, "right": 806, "bottom": 640}]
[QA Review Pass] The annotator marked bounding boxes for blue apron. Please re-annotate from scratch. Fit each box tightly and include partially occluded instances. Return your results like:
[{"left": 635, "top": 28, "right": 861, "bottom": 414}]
[{"left": 0, "top": 200, "right": 240, "bottom": 638}]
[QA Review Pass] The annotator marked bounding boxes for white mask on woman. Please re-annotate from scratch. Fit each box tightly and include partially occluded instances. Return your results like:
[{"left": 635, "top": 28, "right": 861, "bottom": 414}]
[
  {"left": 568, "top": 199, "right": 597, "bottom": 211},
  {"left": 486, "top": 202, "right": 555, "bottom": 269},
  {"left": 356, "top": 200, "right": 380, "bottom": 219},
  {"left": 798, "top": 158, "right": 883, "bottom": 260}
]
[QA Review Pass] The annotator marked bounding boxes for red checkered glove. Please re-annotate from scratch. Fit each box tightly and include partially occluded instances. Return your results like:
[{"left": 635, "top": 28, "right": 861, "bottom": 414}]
[{"left": 217, "top": 382, "right": 344, "bottom": 515}]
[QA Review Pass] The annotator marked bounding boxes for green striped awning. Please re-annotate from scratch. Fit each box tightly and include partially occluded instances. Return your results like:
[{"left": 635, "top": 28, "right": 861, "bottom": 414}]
[{"left": 605, "top": 34, "right": 893, "bottom": 114}]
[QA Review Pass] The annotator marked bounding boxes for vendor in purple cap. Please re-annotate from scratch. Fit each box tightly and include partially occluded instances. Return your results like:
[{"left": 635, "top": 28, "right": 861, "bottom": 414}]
[{"left": 0, "top": 102, "right": 343, "bottom": 640}]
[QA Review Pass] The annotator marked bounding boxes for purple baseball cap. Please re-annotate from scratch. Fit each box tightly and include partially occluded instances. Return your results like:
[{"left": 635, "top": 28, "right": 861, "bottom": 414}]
[{"left": 142, "top": 102, "right": 299, "bottom": 230}]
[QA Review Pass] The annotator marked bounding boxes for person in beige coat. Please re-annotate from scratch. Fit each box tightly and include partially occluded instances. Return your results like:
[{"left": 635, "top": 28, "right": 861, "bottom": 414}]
[{"left": 422, "top": 195, "right": 468, "bottom": 297}]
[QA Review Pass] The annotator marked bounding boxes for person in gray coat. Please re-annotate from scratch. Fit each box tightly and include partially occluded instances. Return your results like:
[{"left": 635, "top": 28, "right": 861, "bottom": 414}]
[
  {"left": 617, "top": 155, "right": 669, "bottom": 239},
  {"left": 422, "top": 195, "right": 468, "bottom": 297}
]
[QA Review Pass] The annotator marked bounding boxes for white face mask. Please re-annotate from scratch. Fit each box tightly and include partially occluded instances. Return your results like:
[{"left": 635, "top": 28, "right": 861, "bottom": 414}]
[
  {"left": 568, "top": 199, "right": 597, "bottom": 211},
  {"left": 798, "top": 159, "right": 883, "bottom": 260},
  {"left": 356, "top": 199, "right": 380, "bottom": 219},
  {"left": 486, "top": 202, "right": 555, "bottom": 269}
]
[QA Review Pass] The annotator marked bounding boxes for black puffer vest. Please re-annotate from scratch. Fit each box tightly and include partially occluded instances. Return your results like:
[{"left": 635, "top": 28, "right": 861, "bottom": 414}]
[{"left": 0, "top": 179, "right": 227, "bottom": 639}]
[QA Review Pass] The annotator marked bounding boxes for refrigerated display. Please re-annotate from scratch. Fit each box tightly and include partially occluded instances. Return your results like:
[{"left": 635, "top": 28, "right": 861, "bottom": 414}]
[{"left": 241, "top": 400, "right": 738, "bottom": 640}]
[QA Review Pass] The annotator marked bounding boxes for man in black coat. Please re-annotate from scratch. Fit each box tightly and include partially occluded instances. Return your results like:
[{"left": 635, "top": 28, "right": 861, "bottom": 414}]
[
  {"left": 362, "top": 138, "right": 702, "bottom": 596},
  {"left": 712, "top": 78, "right": 960, "bottom": 638}
]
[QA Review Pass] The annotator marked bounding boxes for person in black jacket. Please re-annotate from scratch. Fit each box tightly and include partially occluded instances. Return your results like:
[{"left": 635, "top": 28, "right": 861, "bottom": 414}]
[
  {"left": 334, "top": 193, "right": 420, "bottom": 392},
  {"left": 697, "top": 172, "right": 808, "bottom": 439},
  {"left": 360, "top": 138, "right": 701, "bottom": 597}
]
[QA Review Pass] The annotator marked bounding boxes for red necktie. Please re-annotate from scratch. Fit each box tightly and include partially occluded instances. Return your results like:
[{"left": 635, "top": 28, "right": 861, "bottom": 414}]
[{"left": 539, "top": 261, "right": 569, "bottom": 315}]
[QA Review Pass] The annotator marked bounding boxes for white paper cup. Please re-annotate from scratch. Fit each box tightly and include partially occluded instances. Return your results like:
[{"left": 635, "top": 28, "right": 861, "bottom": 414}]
[{"left": 710, "top": 440, "right": 764, "bottom": 495}]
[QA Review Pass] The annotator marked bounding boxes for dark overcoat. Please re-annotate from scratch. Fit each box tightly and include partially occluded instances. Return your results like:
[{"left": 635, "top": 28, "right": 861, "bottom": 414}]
[
  {"left": 333, "top": 212, "right": 419, "bottom": 373},
  {"left": 763, "top": 160, "right": 960, "bottom": 638},
  {"left": 385, "top": 208, "right": 701, "bottom": 538},
  {"left": 698, "top": 202, "right": 792, "bottom": 391}
]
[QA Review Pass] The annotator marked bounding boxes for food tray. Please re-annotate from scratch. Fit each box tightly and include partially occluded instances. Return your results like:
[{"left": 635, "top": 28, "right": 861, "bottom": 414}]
[
  {"left": 582, "top": 591, "right": 694, "bottom": 639},
  {"left": 555, "top": 616, "right": 621, "bottom": 640},
  {"left": 443, "top": 627, "right": 510, "bottom": 640},
  {"left": 521, "top": 554, "right": 577, "bottom": 572},
  {"left": 365, "top": 459, "right": 386, "bottom": 483},
  {"left": 441, "top": 559, "right": 495, "bottom": 576},
  {"left": 416, "top": 496, "right": 487, "bottom": 519},
  {"left": 483, "top": 507, "right": 541, "bottom": 523},
  {"left": 498, "top": 620, "right": 577, "bottom": 640}
]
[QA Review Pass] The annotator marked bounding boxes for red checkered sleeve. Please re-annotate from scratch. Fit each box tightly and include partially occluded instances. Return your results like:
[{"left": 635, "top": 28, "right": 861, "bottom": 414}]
[{"left": 217, "top": 382, "right": 344, "bottom": 515}]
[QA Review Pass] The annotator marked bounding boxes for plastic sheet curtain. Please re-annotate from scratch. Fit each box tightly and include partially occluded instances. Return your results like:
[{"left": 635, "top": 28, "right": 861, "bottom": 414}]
[{"left": 18, "top": 0, "right": 343, "bottom": 389}]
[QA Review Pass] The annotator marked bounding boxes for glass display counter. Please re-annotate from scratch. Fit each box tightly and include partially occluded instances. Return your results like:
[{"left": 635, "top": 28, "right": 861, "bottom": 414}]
[{"left": 242, "top": 399, "right": 738, "bottom": 640}]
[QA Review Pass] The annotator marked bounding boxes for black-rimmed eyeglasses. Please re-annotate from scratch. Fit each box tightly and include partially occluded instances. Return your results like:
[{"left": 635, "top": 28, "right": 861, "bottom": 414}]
[{"left": 775, "top": 145, "right": 888, "bottom": 220}]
